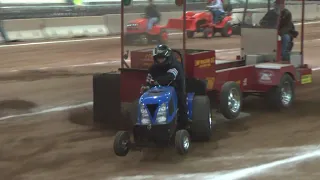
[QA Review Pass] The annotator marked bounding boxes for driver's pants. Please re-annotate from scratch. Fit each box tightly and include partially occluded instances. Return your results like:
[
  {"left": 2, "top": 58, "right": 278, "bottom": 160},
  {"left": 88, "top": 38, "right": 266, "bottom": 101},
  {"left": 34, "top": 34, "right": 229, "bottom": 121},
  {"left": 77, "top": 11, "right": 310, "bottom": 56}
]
[
  {"left": 177, "top": 91, "right": 189, "bottom": 128},
  {"left": 0, "top": 20, "right": 9, "bottom": 42},
  {"left": 211, "top": 10, "right": 224, "bottom": 24},
  {"left": 147, "top": 17, "right": 159, "bottom": 31},
  {"left": 282, "top": 34, "right": 291, "bottom": 61}
]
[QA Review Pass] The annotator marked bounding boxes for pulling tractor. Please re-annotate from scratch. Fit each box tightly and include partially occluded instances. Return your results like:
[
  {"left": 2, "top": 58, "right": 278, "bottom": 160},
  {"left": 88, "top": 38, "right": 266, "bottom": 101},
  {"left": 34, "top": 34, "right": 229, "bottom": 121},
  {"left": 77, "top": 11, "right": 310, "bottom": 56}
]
[{"left": 92, "top": 0, "right": 312, "bottom": 156}]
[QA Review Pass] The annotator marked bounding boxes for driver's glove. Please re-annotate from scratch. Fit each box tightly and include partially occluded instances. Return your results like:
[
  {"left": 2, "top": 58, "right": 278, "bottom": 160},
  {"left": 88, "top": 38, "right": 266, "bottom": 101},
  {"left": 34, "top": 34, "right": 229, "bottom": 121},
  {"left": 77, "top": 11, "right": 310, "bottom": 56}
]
[
  {"left": 140, "top": 85, "right": 150, "bottom": 94},
  {"left": 146, "top": 73, "right": 153, "bottom": 84}
]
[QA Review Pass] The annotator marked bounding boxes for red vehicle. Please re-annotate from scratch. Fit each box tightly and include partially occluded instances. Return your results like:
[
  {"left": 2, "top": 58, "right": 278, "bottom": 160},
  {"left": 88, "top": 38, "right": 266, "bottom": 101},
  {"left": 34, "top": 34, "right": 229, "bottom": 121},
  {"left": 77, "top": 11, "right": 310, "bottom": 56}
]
[
  {"left": 164, "top": 1, "right": 233, "bottom": 39},
  {"left": 183, "top": 10, "right": 233, "bottom": 38},
  {"left": 124, "top": 14, "right": 168, "bottom": 45},
  {"left": 93, "top": 0, "right": 311, "bottom": 135}
]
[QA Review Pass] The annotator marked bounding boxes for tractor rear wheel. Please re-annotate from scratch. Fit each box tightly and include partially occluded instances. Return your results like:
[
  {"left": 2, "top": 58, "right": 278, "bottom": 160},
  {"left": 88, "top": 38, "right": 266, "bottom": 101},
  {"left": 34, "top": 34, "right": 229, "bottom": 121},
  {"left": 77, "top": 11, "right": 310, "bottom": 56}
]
[
  {"left": 159, "top": 29, "right": 169, "bottom": 44},
  {"left": 190, "top": 96, "right": 212, "bottom": 141},
  {"left": 130, "top": 100, "right": 139, "bottom": 125},
  {"left": 93, "top": 73, "right": 122, "bottom": 129},
  {"left": 203, "top": 27, "right": 213, "bottom": 39},
  {"left": 187, "top": 31, "right": 195, "bottom": 38},
  {"left": 221, "top": 22, "right": 232, "bottom": 37}
]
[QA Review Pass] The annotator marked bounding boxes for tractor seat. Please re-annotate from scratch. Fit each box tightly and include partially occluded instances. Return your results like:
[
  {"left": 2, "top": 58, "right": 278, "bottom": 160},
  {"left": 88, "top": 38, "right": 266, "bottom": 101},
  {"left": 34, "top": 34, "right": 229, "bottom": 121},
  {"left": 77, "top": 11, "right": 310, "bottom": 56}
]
[{"left": 217, "top": 13, "right": 227, "bottom": 22}]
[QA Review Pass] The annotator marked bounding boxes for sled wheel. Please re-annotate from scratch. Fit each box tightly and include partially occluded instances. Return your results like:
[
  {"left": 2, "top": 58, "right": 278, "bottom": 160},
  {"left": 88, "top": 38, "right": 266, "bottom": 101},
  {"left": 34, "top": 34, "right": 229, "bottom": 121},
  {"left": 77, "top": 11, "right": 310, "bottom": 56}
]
[
  {"left": 219, "top": 81, "right": 242, "bottom": 119},
  {"left": 221, "top": 22, "right": 232, "bottom": 37},
  {"left": 186, "top": 31, "right": 195, "bottom": 38},
  {"left": 190, "top": 96, "right": 212, "bottom": 141},
  {"left": 175, "top": 129, "right": 191, "bottom": 155},
  {"left": 113, "top": 131, "right": 130, "bottom": 156},
  {"left": 203, "top": 27, "right": 213, "bottom": 39},
  {"left": 159, "top": 29, "right": 168, "bottom": 44},
  {"left": 266, "top": 73, "right": 295, "bottom": 110}
]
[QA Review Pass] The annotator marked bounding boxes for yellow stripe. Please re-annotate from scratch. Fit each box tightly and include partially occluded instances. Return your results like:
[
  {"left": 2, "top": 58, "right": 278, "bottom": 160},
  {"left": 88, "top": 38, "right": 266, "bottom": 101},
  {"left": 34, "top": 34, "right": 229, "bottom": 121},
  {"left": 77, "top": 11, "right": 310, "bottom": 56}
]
[{"left": 301, "top": 74, "right": 312, "bottom": 84}]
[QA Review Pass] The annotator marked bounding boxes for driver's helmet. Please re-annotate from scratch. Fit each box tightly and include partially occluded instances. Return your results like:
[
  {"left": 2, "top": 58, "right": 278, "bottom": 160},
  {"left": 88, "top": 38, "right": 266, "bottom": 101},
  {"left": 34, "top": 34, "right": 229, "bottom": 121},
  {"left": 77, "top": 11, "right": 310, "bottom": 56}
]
[{"left": 152, "top": 44, "right": 172, "bottom": 66}]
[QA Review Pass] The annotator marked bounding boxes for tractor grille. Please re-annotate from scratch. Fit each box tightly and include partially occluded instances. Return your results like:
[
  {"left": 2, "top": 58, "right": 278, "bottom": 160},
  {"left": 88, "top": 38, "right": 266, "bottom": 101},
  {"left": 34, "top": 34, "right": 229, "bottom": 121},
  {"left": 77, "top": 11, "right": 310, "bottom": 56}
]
[
  {"left": 146, "top": 104, "right": 158, "bottom": 118},
  {"left": 127, "top": 27, "right": 139, "bottom": 30}
]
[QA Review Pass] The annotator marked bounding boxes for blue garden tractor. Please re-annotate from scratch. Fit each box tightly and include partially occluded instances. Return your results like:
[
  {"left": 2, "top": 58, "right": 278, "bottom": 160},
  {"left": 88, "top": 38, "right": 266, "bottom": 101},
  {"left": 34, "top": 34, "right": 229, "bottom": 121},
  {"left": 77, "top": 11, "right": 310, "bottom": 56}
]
[{"left": 113, "top": 50, "right": 212, "bottom": 156}]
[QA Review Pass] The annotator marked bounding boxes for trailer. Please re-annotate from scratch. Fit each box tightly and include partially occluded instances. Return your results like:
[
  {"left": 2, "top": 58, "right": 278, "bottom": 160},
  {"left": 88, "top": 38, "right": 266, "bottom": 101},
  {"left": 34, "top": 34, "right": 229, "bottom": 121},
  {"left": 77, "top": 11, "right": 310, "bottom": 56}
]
[{"left": 93, "top": 0, "right": 311, "bottom": 140}]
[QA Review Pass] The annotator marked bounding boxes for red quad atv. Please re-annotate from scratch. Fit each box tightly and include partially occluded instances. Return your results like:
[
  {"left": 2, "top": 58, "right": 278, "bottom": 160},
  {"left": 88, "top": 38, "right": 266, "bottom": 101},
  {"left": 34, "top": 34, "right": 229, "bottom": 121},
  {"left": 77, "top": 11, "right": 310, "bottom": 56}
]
[
  {"left": 124, "top": 14, "right": 169, "bottom": 45},
  {"left": 184, "top": 9, "right": 232, "bottom": 39}
]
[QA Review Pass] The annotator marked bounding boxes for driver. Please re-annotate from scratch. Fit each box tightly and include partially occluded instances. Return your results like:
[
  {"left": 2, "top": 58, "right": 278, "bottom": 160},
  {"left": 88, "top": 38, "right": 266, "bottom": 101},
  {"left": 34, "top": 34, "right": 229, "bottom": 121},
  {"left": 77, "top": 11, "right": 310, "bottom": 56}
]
[
  {"left": 145, "top": 44, "right": 190, "bottom": 129},
  {"left": 260, "top": 0, "right": 295, "bottom": 60},
  {"left": 144, "top": 0, "right": 161, "bottom": 32},
  {"left": 207, "top": 0, "right": 225, "bottom": 24}
]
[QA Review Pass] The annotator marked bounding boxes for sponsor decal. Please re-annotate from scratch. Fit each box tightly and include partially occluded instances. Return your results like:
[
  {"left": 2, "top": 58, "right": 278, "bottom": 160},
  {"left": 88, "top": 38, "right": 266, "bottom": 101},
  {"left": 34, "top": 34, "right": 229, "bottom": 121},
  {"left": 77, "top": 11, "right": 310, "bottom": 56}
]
[
  {"left": 195, "top": 57, "right": 215, "bottom": 68},
  {"left": 259, "top": 70, "right": 275, "bottom": 83},
  {"left": 206, "top": 77, "right": 215, "bottom": 89},
  {"left": 243, "top": 78, "right": 247, "bottom": 86}
]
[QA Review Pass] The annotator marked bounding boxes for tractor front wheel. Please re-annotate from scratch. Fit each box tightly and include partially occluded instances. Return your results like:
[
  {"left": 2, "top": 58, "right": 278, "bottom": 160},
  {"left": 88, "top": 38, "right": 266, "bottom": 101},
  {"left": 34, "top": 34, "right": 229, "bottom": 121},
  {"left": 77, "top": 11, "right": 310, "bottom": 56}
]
[
  {"left": 175, "top": 130, "right": 191, "bottom": 155},
  {"left": 113, "top": 131, "right": 131, "bottom": 157}
]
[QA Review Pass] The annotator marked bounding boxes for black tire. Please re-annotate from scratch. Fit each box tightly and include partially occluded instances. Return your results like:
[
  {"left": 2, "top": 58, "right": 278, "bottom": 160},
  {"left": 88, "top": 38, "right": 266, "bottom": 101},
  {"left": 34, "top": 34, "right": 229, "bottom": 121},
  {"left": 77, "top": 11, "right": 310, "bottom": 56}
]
[
  {"left": 93, "top": 73, "right": 121, "bottom": 129},
  {"left": 221, "top": 22, "right": 232, "bottom": 37},
  {"left": 232, "top": 24, "right": 241, "bottom": 35},
  {"left": 203, "top": 27, "right": 213, "bottom": 39},
  {"left": 124, "top": 34, "right": 131, "bottom": 45},
  {"left": 187, "top": 31, "right": 195, "bottom": 38},
  {"left": 130, "top": 100, "right": 139, "bottom": 125},
  {"left": 159, "top": 29, "right": 168, "bottom": 44},
  {"left": 175, "top": 130, "right": 191, "bottom": 155},
  {"left": 139, "top": 34, "right": 149, "bottom": 45},
  {"left": 113, "top": 131, "right": 130, "bottom": 156},
  {"left": 266, "top": 73, "right": 295, "bottom": 110},
  {"left": 219, "top": 81, "right": 242, "bottom": 119},
  {"left": 190, "top": 96, "right": 212, "bottom": 141}
]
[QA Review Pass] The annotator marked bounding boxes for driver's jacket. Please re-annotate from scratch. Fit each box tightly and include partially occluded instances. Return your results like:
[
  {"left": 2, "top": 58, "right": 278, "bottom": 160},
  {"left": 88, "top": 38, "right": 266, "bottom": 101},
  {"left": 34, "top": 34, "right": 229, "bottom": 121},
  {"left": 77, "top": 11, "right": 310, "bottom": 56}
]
[
  {"left": 146, "top": 56, "right": 184, "bottom": 93},
  {"left": 279, "top": 8, "right": 293, "bottom": 36},
  {"left": 144, "top": 4, "right": 161, "bottom": 19},
  {"left": 207, "top": 0, "right": 224, "bottom": 12},
  {"left": 260, "top": 8, "right": 293, "bottom": 36}
]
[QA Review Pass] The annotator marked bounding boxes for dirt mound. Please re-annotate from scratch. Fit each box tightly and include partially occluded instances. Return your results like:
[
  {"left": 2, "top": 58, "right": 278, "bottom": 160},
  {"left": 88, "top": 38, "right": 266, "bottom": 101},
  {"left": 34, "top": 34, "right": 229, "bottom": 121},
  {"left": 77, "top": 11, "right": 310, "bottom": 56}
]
[
  {"left": 0, "top": 99, "right": 37, "bottom": 110},
  {"left": 0, "top": 99, "right": 37, "bottom": 117}
]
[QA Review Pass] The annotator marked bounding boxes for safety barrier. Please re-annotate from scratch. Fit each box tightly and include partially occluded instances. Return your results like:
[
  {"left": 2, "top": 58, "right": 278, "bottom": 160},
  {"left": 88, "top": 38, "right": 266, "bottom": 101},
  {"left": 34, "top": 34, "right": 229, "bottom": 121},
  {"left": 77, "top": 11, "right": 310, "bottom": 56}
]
[
  {"left": 2, "top": 3, "right": 320, "bottom": 41},
  {"left": 2, "top": 16, "right": 109, "bottom": 41}
]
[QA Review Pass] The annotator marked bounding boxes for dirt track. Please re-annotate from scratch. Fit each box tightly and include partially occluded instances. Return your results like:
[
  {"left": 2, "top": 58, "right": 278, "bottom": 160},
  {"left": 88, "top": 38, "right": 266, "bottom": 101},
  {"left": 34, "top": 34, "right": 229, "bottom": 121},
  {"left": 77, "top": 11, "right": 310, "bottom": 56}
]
[{"left": 0, "top": 22, "right": 320, "bottom": 180}]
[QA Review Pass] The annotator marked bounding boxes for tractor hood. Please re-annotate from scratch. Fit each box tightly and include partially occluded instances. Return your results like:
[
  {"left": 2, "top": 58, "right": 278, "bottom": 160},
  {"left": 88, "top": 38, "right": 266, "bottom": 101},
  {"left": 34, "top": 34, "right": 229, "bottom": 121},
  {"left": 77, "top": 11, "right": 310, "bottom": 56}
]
[
  {"left": 140, "top": 86, "right": 175, "bottom": 105},
  {"left": 127, "top": 18, "right": 146, "bottom": 24}
]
